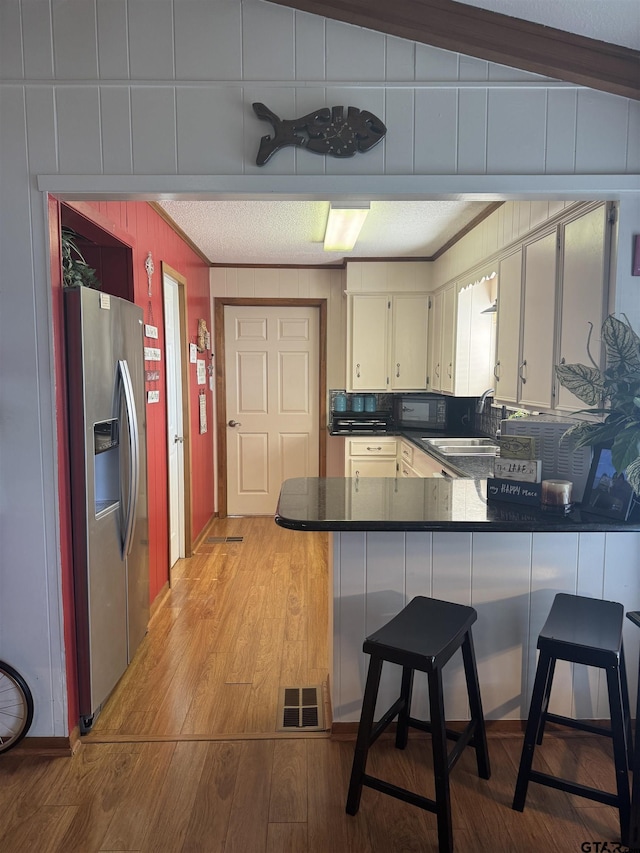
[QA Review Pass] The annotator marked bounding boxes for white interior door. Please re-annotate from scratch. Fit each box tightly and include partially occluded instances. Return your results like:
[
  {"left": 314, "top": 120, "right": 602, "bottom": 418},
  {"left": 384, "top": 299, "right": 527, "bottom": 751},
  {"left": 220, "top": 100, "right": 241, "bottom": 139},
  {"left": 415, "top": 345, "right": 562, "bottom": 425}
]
[
  {"left": 225, "top": 305, "right": 320, "bottom": 515},
  {"left": 164, "top": 273, "right": 185, "bottom": 567}
]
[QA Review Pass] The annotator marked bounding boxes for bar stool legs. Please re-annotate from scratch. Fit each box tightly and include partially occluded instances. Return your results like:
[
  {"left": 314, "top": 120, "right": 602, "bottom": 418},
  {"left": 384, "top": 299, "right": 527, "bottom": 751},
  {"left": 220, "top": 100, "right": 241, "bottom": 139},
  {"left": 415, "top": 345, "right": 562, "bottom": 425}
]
[
  {"left": 513, "top": 594, "right": 632, "bottom": 847},
  {"left": 346, "top": 596, "right": 491, "bottom": 853},
  {"left": 626, "top": 611, "right": 640, "bottom": 852}
]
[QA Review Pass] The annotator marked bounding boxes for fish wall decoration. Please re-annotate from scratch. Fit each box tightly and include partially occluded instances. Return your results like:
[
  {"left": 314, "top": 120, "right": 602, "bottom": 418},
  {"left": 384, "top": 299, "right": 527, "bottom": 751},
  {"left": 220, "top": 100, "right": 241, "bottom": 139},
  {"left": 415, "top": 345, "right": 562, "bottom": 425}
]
[{"left": 252, "top": 102, "right": 386, "bottom": 166}]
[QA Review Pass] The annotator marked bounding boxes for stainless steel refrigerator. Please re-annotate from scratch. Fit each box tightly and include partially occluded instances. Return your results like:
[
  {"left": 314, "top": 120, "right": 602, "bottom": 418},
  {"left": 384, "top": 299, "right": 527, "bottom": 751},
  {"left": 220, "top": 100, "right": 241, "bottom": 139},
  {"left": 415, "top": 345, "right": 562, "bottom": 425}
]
[{"left": 65, "top": 286, "right": 149, "bottom": 733}]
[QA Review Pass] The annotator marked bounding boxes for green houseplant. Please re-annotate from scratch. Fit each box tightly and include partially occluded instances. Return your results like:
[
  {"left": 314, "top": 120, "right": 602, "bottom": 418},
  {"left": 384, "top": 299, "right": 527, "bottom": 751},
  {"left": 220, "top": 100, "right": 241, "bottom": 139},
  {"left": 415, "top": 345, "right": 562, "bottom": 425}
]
[
  {"left": 61, "top": 228, "right": 101, "bottom": 290},
  {"left": 555, "top": 314, "right": 640, "bottom": 495}
]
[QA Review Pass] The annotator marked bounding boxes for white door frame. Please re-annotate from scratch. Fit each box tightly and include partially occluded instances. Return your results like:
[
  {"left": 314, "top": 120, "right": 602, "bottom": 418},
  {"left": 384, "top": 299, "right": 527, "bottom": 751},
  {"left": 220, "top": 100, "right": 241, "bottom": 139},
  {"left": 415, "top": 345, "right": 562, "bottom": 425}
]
[
  {"left": 162, "top": 262, "right": 193, "bottom": 561},
  {"left": 214, "top": 297, "right": 327, "bottom": 518}
]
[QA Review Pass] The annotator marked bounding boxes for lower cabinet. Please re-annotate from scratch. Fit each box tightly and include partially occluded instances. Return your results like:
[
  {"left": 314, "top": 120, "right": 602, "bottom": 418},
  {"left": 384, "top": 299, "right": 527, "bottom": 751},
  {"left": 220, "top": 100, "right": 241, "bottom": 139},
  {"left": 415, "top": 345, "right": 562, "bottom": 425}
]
[
  {"left": 398, "top": 439, "right": 459, "bottom": 478},
  {"left": 345, "top": 436, "right": 460, "bottom": 479},
  {"left": 345, "top": 438, "right": 398, "bottom": 478}
]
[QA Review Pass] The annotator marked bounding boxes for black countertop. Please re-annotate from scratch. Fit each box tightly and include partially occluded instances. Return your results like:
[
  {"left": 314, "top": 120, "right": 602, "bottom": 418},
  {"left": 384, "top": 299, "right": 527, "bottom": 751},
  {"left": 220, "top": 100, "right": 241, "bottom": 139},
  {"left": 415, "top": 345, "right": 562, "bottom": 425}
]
[{"left": 275, "top": 477, "right": 640, "bottom": 533}]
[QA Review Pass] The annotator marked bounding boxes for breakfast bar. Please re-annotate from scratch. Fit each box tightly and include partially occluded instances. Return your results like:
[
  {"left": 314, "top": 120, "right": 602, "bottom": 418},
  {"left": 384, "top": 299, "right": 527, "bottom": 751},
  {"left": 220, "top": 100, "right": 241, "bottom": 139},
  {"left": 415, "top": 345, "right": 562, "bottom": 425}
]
[{"left": 276, "top": 477, "right": 640, "bottom": 728}]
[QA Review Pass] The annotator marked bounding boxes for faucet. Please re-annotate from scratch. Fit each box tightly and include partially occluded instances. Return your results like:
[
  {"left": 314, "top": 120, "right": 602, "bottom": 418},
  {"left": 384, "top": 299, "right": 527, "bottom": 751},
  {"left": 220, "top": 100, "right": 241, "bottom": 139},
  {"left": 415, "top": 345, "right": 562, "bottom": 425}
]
[{"left": 476, "top": 388, "right": 494, "bottom": 414}]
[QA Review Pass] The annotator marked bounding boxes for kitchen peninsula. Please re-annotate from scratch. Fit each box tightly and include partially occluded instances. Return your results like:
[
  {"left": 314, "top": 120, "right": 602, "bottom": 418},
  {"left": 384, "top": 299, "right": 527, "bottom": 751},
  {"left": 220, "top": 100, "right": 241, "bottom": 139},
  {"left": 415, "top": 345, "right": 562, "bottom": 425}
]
[{"left": 276, "top": 477, "right": 640, "bottom": 729}]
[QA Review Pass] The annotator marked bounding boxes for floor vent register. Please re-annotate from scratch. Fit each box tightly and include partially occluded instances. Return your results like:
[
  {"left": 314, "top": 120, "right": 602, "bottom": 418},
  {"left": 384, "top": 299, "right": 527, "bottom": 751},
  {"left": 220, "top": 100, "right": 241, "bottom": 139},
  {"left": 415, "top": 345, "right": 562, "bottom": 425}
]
[
  {"left": 276, "top": 685, "right": 325, "bottom": 732},
  {"left": 205, "top": 536, "right": 244, "bottom": 543}
]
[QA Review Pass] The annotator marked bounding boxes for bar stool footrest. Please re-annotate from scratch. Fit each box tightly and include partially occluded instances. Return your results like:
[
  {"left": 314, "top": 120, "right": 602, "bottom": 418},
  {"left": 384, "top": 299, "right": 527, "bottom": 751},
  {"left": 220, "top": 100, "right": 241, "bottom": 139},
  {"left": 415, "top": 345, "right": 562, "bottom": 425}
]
[
  {"left": 529, "top": 770, "right": 621, "bottom": 808},
  {"left": 544, "top": 712, "right": 614, "bottom": 738},
  {"left": 408, "top": 716, "right": 480, "bottom": 773},
  {"left": 362, "top": 773, "right": 437, "bottom": 815},
  {"left": 369, "top": 697, "right": 405, "bottom": 747}
]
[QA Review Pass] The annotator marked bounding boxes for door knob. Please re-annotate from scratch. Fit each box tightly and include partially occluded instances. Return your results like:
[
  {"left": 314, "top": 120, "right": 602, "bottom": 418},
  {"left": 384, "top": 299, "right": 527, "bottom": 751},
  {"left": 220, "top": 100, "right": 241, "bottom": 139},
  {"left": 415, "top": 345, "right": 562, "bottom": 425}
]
[
  {"left": 227, "top": 419, "right": 242, "bottom": 427},
  {"left": 174, "top": 435, "right": 184, "bottom": 443}
]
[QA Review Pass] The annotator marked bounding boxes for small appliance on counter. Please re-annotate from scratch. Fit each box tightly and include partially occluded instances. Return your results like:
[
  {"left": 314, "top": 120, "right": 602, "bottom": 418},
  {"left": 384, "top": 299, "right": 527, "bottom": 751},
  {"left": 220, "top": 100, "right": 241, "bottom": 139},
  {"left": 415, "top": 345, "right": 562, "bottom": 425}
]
[{"left": 394, "top": 394, "right": 448, "bottom": 432}]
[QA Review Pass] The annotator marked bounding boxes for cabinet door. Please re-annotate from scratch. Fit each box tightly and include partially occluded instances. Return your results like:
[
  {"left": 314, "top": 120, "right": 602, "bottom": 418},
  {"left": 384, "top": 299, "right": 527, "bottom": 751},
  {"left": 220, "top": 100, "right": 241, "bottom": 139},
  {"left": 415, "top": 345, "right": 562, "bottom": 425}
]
[
  {"left": 429, "top": 290, "right": 443, "bottom": 391},
  {"left": 411, "top": 448, "right": 458, "bottom": 478},
  {"left": 440, "top": 285, "right": 456, "bottom": 394},
  {"left": 349, "top": 294, "right": 389, "bottom": 391},
  {"left": 520, "top": 232, "right": 557, "bottom": 409},
  {"left": 390, "top": 294, "right": 429, "bottom": 390},
  {"left": 556, "top": 205, "right": 608, "bottom": 411},
  {"left": 495, "top": 249, "right": 522, "bottom": 404}
]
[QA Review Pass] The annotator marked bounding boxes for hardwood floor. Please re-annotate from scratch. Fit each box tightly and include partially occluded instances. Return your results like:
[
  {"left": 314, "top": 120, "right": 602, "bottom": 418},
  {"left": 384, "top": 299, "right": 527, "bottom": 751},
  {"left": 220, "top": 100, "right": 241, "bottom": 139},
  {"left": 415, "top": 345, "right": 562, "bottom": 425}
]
[
  {"left": 0, "top": 517, "right": 630, "bottom": 851},
  {"left": 89, "top": 516, "right": 330, "bottom": 739}
]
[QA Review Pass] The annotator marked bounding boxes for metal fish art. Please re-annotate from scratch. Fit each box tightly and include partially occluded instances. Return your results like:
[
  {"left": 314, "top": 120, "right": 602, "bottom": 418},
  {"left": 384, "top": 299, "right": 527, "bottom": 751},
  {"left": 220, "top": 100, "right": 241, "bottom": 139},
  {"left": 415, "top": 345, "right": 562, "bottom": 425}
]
[{"left": 253, "top": 102, "right": 387, "bottom": 166}]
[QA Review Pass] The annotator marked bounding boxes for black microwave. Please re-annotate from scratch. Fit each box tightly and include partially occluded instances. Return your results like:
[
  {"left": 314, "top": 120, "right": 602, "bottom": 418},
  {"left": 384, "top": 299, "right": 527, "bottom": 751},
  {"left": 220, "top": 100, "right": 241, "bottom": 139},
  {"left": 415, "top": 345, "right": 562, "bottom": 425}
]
[{"left": 394, "top": 394, "right": 448, "bottom": 431}]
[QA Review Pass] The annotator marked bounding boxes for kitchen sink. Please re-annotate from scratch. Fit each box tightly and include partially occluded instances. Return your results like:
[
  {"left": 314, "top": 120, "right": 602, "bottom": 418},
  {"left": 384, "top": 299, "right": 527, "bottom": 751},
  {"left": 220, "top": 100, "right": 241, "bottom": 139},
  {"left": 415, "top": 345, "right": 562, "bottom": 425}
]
[
  {"left": 422, "top": 437, "right": 499, "bottom": 457},
  {"left": 425, "top": 438, "right": 498, "bottom": 448},
  {"left": 435, "top": 446, "right": 498, "bottom": 456}
]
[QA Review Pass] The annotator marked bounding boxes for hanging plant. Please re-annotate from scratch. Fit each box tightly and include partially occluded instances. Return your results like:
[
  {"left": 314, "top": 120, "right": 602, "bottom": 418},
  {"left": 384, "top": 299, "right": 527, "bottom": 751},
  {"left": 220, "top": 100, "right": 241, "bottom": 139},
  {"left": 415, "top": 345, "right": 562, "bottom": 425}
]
[
  {"left": 61, "top": 228, "right": 101, "bottom": 290},
  {"left": 555, "top": 314, "right": 640, "bottom": 495}
]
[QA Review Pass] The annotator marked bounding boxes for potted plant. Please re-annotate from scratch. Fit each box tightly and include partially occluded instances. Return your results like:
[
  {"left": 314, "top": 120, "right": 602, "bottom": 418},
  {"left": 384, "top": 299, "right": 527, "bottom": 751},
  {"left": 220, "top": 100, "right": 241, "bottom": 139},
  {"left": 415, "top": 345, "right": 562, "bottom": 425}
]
[
  {"left": 61, "top": 227, "right": 101, "bottom": 290},
  {"left": 555, "top": 314, "right": 640, "bottom": 495}
]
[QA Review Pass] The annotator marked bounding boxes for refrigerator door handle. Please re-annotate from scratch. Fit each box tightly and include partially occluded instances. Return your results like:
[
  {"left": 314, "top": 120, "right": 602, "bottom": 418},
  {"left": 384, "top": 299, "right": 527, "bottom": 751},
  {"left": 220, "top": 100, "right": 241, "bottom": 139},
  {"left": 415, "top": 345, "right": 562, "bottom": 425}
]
[{"left": 116, "top": 359, "right": 140, "bottom": 559}]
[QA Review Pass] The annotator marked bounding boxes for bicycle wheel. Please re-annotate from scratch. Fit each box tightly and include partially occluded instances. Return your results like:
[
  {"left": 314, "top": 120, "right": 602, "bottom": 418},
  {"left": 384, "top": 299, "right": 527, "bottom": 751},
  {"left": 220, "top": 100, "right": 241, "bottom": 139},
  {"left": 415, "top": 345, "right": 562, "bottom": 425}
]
[{"left": 0, "top": 661, "right": 34, "bottom": 754}]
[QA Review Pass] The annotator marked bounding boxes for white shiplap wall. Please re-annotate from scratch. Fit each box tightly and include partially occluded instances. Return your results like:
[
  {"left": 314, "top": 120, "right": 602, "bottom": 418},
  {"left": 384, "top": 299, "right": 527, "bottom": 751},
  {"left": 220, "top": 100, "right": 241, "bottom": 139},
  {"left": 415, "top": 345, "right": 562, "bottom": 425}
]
[
  {"left": 1, "top": 0, "right": 638, "bottom": 737},
  {"left": 332, "top": 531, "right": 640, "bottom": 723}
]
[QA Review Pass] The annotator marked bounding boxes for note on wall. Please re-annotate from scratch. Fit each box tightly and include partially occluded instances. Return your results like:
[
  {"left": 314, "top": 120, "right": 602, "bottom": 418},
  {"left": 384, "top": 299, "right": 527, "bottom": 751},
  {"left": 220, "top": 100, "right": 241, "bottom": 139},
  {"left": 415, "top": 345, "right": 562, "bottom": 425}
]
[
  {"left": 196, "top": 359, "right": 206, "bottom": 385},
  {"left": 199, "top": 392, "right": 207, "bottom": 434}
]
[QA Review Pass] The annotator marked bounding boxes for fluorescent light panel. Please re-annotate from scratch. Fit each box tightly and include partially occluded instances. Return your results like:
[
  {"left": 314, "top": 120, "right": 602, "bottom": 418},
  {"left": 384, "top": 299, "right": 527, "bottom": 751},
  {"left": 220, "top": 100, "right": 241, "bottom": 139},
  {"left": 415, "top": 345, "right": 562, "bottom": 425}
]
[{"left": 323, "top": 203, "right": 370, "bottom": 252}]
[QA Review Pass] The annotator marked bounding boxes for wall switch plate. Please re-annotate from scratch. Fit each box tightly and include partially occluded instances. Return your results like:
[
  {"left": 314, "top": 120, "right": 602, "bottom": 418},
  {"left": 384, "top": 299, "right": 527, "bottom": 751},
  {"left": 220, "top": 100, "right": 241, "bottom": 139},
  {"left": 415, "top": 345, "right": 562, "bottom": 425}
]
[{"left": 147, "top": 390, "right": 160, "bottom": 404}]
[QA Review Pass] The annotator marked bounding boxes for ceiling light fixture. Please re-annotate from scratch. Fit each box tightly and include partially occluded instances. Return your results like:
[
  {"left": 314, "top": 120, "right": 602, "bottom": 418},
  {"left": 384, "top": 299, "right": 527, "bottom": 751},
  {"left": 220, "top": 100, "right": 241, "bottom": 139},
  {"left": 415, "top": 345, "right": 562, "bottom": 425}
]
[{"left": 323, "top": 203, "right": 370, "bottom": 252}]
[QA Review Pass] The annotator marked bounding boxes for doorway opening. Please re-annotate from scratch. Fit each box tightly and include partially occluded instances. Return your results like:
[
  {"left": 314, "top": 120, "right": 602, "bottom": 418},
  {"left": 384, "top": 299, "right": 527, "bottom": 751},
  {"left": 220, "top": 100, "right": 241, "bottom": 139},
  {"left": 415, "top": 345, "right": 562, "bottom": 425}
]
[
  {"left": 214, "top": 297, "right": 328, "bottom": 518},
  {"left": 162, "top": 263, "right": 192, "bottom": 570}
]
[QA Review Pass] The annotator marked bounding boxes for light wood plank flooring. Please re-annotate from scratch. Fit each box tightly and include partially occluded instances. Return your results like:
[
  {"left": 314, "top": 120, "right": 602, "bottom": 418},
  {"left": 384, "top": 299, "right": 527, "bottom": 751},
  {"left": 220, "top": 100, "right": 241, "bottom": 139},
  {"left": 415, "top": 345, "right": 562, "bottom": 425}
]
[
  {"left": 89, "top": 516, "right": 330, "bottom": 738},
  {"left": 0, "top": 517, "right": 630, "bottom": 851}
]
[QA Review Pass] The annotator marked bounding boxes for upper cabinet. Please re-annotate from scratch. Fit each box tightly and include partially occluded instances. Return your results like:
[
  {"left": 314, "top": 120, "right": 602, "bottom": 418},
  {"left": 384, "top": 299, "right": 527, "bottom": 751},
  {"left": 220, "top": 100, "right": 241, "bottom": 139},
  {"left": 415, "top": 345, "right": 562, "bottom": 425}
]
[
  {"left": 493, "top": 249, "right": 522, "bottom": 404},
  {"left": 519, "top": 230, "right": 558, "bottom": 409},
  {"left": 348, "top": 293, "right": 389, "bottom": 391},
  {"left": 556, "top": 205, "right": 609, "bottom": 412},
  {"left": 429, "top": 276, "right": 495, "bottom": 397},
  {"left": 348, "top": 292, "right": 429, "bottom": 391},
  {"left": 390, "top": 294, "right": 430, "bottom": 390},
  {"left": 492, "top": 203, "right": 610, "bottom": 412},
  {"left": 346, "top": 261, "right": 430, "bottom": 393}
]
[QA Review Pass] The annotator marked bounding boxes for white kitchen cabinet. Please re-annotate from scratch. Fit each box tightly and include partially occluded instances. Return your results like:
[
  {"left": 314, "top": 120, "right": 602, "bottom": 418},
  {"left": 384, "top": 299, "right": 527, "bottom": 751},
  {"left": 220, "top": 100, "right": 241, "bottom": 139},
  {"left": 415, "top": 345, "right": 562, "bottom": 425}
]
[
  {"left": 345, "top": 437, "right": 398, "bottom": 478},
  {"left": 429, "top": 278, "right": 495, "bottom": 398},
  {"left": 348, "top": 293, "right": 428, "bottom": 392},
  {"left": 440, "top": 285, "right": 456, "bottom": 394},
  {"left": 519, "top": 230, "right": 558, "bottom": 409},
  {"left": 390, "top": 294, "right": 429, "bottom": 390},
  {"left": 494, "top": 249, "right": 523, "bottom": 405},
  {"left": 493, "top": 204, "right": 610, "bottom": 412},
  {"left": 556, "top": 204, "right": 609, "bottom": 412},
  {"left": 348, "top": 293, "right": 389, "bottom": 391},
  {"left": 398, "top": 438, "right": 458, "bottom": 478},
  {"left": 429, "top": 289, "right": 444, "bottom": 391}
]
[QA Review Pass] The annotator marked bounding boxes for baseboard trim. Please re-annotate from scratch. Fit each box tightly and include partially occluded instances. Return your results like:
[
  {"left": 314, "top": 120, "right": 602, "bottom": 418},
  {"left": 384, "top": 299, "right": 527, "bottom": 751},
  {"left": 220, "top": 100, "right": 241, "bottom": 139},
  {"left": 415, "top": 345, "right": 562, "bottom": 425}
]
[
  {"left": 11, "top": 731, "right": 80, "bottom": 757},
  {"left": 330, "top": 718, "right": 619, "bottom": 740},
  {"left": 192, "top": 514, "right": 218, "bottom": 553}
]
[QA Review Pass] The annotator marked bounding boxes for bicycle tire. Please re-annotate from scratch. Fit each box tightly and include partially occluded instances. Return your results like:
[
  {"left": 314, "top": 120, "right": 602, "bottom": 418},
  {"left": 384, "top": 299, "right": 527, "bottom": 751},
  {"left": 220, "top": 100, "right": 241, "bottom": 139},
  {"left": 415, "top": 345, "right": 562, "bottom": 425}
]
[{"left": 0, "top": 660, "right": 34, "bottom": 754}]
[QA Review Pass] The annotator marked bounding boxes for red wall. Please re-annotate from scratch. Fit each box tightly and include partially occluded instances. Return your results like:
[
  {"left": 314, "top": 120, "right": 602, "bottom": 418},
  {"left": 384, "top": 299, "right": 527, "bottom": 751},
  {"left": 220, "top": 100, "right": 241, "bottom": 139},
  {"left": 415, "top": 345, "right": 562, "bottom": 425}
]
[{"left": 51, "top": 198, "right": 214, "bottom": 732}]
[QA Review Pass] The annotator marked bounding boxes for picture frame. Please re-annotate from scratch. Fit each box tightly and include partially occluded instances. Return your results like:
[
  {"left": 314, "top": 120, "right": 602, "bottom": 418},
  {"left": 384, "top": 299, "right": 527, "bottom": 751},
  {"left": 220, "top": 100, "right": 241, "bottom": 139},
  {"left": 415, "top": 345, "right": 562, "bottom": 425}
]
[{"left": 581, "top": 445, "right": 637, "bottom": 521}]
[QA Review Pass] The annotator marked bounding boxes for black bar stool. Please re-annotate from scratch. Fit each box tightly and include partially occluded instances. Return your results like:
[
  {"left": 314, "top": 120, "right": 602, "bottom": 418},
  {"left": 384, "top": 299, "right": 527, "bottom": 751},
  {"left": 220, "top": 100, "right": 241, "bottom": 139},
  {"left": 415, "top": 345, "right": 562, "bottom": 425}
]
[
  {"left": 626, "top": 610, "right": 640, "bottom": 852},
  {"left": 345, "top": 595, "right": 491, "bottom": 853},
  {"left": 513, "top": 593, "right": 632, "bottom": 846}
]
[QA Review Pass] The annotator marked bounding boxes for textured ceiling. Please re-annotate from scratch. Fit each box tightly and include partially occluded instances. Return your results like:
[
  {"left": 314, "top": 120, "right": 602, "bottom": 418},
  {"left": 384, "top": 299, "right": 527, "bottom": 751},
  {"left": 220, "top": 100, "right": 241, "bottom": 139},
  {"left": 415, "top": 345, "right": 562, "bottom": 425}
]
[
  {"left": 156, "top": 200, "right": 493, "bottom": 266},
  {"left": 455, "top": 0, "right": 640, "bottom": 50}
]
